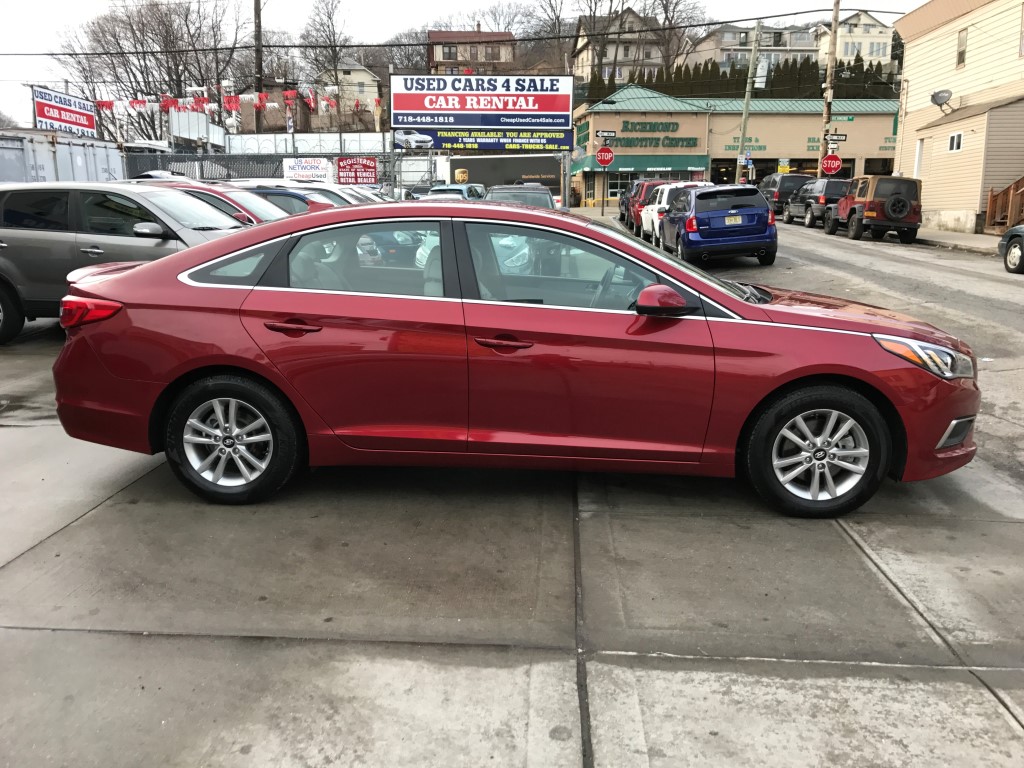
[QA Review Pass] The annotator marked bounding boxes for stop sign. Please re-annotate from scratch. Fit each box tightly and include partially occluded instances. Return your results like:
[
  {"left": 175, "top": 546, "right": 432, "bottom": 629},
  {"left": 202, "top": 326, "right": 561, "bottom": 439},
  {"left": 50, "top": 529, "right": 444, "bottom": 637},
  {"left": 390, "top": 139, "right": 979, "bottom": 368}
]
[
  {"left": 596, "top": 146, "right": 614, "bottom": 167},
  {"left": 821, "top": 154, "right": 843, "bottom": 175}
]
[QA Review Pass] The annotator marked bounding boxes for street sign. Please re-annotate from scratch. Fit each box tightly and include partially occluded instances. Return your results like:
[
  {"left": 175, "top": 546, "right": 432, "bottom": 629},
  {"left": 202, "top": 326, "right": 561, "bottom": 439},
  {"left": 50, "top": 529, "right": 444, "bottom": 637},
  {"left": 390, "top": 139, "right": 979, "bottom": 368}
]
[
  {"left": 745, "top": 150, "right": 751, "bottom": 158},
  {"left": 825, "top": 133, "right": 847, "bottom": 142},
  {"left": 595, "top": 130, "right": 617, "bottom": 138},
  {"left": 832, "top": 116, "right": 854, "bottom": 122},
  {"left": 821, "top": 154, "right": 843, "bottom": 175},
  {"left": 596, "top": 146, "right": 615, "bottom": 167},
  {"left": 828, "top": 142, "right": 839, "bottom": 151}
]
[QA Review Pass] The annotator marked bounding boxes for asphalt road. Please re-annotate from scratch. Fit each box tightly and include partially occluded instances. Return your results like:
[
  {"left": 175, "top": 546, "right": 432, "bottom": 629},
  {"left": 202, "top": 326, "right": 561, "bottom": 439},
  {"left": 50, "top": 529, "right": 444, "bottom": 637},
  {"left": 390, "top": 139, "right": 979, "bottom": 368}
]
[{"left": 1, "top": 220, "right": 1023, "bottom": 767}]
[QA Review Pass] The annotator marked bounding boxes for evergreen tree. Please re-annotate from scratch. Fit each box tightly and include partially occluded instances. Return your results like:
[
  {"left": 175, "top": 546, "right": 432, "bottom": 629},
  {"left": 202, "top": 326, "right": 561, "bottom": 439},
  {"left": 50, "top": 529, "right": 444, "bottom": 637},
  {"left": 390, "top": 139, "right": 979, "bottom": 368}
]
[
  {"left": 680, "top": 64, "right": 693, "bottom": 97},
  {"left": 589, "top": 71, "right": 606, "bottom": 101},
  {"left": 852, "top": 52, "right": 866, "bottom": 98},
  {"left": 654, "top": 65, "right": 667, "bottom": 93},
  {"left": 672, "top": 64, "right": 683, "bottom": 97},
  {"left": 627, "top": 68, "right": 638, "bottom": 85},
  {"left": 607, "top": 71, "right": 618, "bottom": 98},
  {"left": 708, "top": 61, "right": 722, "bottom": 98},
  {"left": 767, "top": 63, "right": 784, "bottom": 98}
]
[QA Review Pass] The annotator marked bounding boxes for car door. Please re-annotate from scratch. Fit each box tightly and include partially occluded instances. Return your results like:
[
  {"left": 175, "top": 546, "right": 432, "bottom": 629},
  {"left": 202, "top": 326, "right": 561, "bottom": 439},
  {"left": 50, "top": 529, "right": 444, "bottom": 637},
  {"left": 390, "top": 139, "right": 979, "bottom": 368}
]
[
  {"left": 792, "top": 181, "right": 812, "bottom": 216},
  {"left": 240, "top": 219, "right": 469, "bottom": 452},
  {"left": 0, "top": 188, "right": 77, "bottom": 310},
  {"left": 74, "top": 189, "right": 182, "bottom": 268},
  {"left": 457, "top": 221, "right": 715, "bottom": 462}
]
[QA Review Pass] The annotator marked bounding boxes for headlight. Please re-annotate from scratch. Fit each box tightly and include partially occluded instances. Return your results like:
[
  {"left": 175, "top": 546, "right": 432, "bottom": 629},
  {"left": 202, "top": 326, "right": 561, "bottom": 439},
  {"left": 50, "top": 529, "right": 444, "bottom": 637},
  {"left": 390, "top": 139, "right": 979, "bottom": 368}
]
[{"left": 874, "top": 334, "right": 975, "bottom": 379}]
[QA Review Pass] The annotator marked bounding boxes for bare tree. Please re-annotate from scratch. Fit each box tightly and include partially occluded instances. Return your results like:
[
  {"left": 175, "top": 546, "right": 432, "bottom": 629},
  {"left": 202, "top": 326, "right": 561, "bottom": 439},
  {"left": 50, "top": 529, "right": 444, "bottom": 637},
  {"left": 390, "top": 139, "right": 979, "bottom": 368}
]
[
  {"left": 0, "top": 110, "right": 19, "bottom": 129},
  {"left": 479, "top": 3, "right": 533, "bottom": 36},
  {"left": 299, "top": 0, "right": 352, "bottom": 134},
  {"left": 572, "top": 0, "right": 626, "bottom": 78},
  {"left": 232, "top": 29, "right": 299, "bottom": 87}
]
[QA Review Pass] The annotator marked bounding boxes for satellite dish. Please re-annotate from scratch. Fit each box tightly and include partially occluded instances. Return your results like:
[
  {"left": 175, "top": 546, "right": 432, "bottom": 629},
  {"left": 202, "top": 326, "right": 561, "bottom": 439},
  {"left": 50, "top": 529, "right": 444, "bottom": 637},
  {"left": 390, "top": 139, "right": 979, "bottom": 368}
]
[{"left": 931, "top": 89, "right": 953, "bottom": 106}]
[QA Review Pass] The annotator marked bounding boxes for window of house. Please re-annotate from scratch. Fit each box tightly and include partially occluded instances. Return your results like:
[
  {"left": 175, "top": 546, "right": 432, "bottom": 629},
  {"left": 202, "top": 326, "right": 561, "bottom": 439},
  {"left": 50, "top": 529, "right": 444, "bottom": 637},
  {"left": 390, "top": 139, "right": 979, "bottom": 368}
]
[
  {"left": 444, "top": 67, "right": 460, "bottom": 75},
  {"left": 722, "top": 32, "right": 736, "bottom": 41},
  {"left": 470, "top": 45, "right": 478, "bottom": 60},
  {"left": 623, "top": 44, "right": 631, "bottom": 57},
  {"left": 644, "top": 48, "right": 652, "bottom": 59},
  {"left": 948, "top": 132, "right": 963, "bottom": 152},
  {"left": 357, "top": 82, "right": 365, "bottom": 94},
  {"left": 485, "top": 45, "right": 500, "bottom": 61},
  {"left": 626, "top": 23, "right": 633, "bottom": 32},
  {"left": 739, "top": 32, "right": 748, "bottom": 45},
  {"left": 957, "top": 28, "right": 967, "bottom": 67},
  {"left": 442, "top": 44, "right": 457, "bottom": 60},
  {"left": 773, "top": 32, "right": 783, "bottom": 46},
  {"left": 342, "top": 70, "right": 352, "bottom": 76},
  {"left": 864, "top": 24, "right": 875, "bottom": 32}
]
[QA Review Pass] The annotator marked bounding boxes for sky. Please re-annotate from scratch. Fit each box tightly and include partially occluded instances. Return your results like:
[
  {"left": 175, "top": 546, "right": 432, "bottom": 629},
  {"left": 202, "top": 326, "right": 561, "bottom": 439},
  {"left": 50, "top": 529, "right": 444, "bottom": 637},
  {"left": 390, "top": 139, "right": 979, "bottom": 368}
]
[{"left": 0, "top": 0, "right": 922, "bottom": 128}]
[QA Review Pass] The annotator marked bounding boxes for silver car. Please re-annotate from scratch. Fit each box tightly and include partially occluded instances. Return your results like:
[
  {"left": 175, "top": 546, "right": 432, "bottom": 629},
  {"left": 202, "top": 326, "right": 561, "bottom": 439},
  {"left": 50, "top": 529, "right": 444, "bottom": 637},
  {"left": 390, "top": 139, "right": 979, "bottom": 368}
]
[{"left": 0, "top": 182, "right": 243, "bottom": 343}]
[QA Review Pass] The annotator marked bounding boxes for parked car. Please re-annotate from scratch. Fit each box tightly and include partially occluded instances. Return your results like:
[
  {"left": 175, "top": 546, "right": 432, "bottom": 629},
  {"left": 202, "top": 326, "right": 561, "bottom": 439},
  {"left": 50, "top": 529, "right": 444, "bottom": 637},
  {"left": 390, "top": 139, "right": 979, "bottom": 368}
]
[
  {"left": 628, "top": 180, "right": 666, "bottom": 235},
  {"left": 52, "top": 201, "right": 979, "bottom": 518},
  {"left": 822, "top": 176, "right": 922, "bottom": 243},
  {"left": 641, "top": 181, "right": 714, "bottom": 246},
  {"left": 484, "top": 184, "right": 556, "bottom": 209},
  {"left": 227, "top": 179, "right": 362, "bottom": 207},
  {"left": 997, "top": 224, "right": 1024, "bottom": 273},
  {"left": 0, "top": 182, "right": 243, "bottom": 343},
  {"left": 135, "top": 181, "right": 290, "bottom": 225},
  {"left": 662, "top": 184, "right": 777, "bottom": 265},
  {"left": 618, "top": 179, "right": 651, "bottom": 223},
  {"left": 427, "top": 184, "right": 486, "bottom": 200},
  {"left": 393, "top": 129, "right": 434, "bottom": 149},
  {"left": 242, "top": 188, "right": 338, "bottom": 215},
  {"left": 782, "top": 178, "right": 852, "bottom": 228},
  {"left": 757, "top": 173, "right": 815, "bottom": 214}
]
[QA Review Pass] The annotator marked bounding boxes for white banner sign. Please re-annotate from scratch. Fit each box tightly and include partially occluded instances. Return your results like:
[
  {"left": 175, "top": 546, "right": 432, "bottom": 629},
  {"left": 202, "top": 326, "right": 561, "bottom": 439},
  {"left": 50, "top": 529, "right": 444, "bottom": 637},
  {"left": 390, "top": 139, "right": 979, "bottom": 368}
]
[
  {"left": 32, "top": 86, "right": 97, "bottom": 138},
  {"left": 282, "top": 157, "right": 332, "bottom": 181}
]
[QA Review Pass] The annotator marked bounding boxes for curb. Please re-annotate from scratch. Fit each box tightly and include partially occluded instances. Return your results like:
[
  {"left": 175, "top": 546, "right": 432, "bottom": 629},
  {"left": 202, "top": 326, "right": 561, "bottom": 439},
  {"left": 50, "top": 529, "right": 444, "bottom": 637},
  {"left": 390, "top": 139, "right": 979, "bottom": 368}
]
[{"left": 916, "top": 238, "right": 997, "bottom": 256}]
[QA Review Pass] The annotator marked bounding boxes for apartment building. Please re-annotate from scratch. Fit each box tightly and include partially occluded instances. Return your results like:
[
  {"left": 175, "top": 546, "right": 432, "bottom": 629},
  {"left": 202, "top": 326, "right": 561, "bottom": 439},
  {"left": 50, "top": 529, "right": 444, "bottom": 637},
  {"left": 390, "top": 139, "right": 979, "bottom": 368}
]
[
  {"left": 815, "top": 11, "right": 896, "bottom": 66},
  {"left": 570, "top": 8, "right": 665, "bottom": 82},
  {"left": 426, "top": 24, "right": 517, "bottom": 76},
  {"left": 683, "top": 24, "right": 818, "bottom": 71}
]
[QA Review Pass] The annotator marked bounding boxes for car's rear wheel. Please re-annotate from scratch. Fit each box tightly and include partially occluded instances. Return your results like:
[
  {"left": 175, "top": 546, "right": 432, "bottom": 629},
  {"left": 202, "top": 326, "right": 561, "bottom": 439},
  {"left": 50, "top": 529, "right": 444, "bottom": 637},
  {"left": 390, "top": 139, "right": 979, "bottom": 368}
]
[
  {"left": 1005, "top": 237, "right": 1024, "bottom": 273},
  {"left": 0, "top": 285, "right": 26, "bottom": 345},
  {"left": 823, "top": 211, "right": 838, "bottom": 235},
  {"left": 899, "top": 230, "right": 918, "bottom": 245},
  {"left": 757, "top": 250, "right": 776, "bottom": 266},
  {"left": 782, "top": 204, "right": 794, "bottom": 224},
  {"left": 165, "top": 375, "right": 303, "bottom": 504},
  {"left": 803, "top": 208, "right": 816, "bottom": 228},
  {"left": 848, "top": 216, "right": 864, "bottom": 240},
  {"left": 746, "top": 386, "right": 890, "bottom": 518},
  {"left": 618, "top": 211, "right": 625, "bottom": 222}
]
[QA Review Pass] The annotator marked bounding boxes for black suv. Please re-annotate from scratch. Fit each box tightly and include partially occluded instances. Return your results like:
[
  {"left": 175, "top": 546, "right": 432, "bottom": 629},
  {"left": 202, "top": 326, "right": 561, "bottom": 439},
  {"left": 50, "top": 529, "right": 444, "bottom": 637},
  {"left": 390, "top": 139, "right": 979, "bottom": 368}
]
[
  {"left": 618, "top": 178, "right": 652, "bottom": 222},
  {"left": 757, "top": 173, "right": 815, "bottom": 214},
  {"left": 783, "top": 177, "right": 852, "bottom": 228}
]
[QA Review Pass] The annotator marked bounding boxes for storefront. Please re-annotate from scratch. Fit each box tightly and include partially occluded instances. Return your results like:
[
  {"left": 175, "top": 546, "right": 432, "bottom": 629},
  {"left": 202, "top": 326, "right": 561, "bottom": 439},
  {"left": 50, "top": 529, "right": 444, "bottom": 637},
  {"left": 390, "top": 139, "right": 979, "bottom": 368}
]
[{"left": 572, "top": 86, "right": 899, "bottom": 203}]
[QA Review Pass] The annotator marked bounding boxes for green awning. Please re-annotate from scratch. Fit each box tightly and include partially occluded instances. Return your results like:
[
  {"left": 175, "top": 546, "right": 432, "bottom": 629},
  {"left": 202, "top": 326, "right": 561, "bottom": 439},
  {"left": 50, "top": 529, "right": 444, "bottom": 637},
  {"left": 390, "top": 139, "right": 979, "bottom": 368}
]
[{"left": 572, "top": 154, "right": 709, "bottom": 174}]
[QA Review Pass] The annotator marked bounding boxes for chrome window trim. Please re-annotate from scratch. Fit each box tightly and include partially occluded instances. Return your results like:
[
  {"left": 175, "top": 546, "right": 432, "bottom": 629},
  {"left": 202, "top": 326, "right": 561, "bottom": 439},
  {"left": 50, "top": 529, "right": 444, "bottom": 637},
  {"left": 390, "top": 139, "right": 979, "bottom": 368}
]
[
  {"left": 461, "top": 298, "right": 707, "bottom": 319},
  {"left": 249, "top": 285, "right": 461, "bottom": 303},
  {"left": 453, "top": 216, "right": 741, "bottom": 319}
]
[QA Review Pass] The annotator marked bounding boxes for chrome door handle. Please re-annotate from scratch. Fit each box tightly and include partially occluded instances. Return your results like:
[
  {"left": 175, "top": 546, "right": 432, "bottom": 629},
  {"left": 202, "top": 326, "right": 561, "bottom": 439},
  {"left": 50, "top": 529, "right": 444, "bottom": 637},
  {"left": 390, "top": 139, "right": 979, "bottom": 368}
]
[
  {"left": 80, "top": 247, "right": 105, "bottom": 257},
  {"left": 474, "top": 337, "right": 533, "bottom": 350}
]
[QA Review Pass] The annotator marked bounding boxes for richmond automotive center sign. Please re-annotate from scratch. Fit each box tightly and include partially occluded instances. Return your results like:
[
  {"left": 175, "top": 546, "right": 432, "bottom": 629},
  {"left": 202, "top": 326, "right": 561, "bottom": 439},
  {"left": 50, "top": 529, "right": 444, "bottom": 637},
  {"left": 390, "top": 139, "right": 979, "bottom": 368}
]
[
  {"left": 32, "top": 86, "right": 97, "bottom": 138},
  {"left": 390, "top": 75, "right": 573, "bottom": 152}
]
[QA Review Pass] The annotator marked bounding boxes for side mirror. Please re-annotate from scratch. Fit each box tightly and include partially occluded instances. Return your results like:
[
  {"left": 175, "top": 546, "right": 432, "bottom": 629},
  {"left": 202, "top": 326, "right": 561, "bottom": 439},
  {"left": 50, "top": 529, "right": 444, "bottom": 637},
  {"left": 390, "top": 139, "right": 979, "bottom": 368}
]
[
  {"left": 133, "top": 222, "right": 167, "bottom": 239},
  {"left": 232, "top": 211, "right": 255, "bottom": 225},
  {"left": 657, "top": 206, "right": 668, "bottom": 214},
  {"left": 635, "top": 284, "right": 696, "bottom": 317}
]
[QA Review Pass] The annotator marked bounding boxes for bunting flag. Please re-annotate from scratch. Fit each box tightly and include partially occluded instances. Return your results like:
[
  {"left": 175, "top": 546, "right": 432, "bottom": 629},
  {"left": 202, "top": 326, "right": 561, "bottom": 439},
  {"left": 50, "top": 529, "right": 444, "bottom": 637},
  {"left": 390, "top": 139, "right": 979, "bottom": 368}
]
[
  {"left": 191, "top": 96, "right": 209, "bottom": 112},
  {"left": 353, "top": 99, "right": 360, "bottom": 111},
  {"left": 304, "top": 97, "right": 316, "bottom": 113},
  {"left": 128, "top": 99, "right": 148, "bottom": 110},
  {"left": 282, "top": 90, "right": 298, "bottom": 99},
  {"left": 284, "top": 98, "right": 295, "bottom": 108},
  {"left": 222, "top": 95, "right": 241, "bottom": 112},
  {"left": 95, "top": 100, "right": 115, "bottom": 111},
  {"left": 159, "top": 96, "right": 179, "bottom": 112}
]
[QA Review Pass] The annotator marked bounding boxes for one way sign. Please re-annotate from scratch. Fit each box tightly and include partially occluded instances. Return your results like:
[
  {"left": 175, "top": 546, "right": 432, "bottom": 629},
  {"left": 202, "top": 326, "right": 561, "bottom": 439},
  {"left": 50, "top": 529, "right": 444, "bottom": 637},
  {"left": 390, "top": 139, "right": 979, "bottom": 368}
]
[{"left": 825, "top": 133, "right": 848, "bottom": 142}]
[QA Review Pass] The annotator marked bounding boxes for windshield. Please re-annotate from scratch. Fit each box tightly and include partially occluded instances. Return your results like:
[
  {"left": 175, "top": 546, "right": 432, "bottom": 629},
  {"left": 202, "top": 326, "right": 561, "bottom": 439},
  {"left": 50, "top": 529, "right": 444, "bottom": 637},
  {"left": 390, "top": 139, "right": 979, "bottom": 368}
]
[
  {"left": 223, "top": 189, "right": 289, "bottom": 221},
  {"left": 141, "top": 188, "right": 242, "bottom": 230},
  {"left": 484, "top": 190, "right": 554, "bottom": 208},
  {"left": 588, "top": 218, "right": 749, "bottom": 302},
  {"left": 299, "top": 187, "right": 349, "bottom": 206}
]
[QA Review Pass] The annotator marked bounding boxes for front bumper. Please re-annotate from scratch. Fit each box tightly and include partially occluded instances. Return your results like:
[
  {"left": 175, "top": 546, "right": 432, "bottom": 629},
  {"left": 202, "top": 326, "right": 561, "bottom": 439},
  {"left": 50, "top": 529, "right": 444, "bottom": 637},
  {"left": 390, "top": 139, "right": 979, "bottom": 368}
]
[{"left": 897, "top": 372, "right": 980, "bottom": 482}]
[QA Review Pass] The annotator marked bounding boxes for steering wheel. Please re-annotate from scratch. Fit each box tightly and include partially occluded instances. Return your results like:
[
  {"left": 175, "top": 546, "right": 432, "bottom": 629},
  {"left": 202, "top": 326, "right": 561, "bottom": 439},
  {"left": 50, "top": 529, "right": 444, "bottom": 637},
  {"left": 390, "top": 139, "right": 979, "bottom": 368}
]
[{"left": 590, "top": 267, "right": 616, "bottom": 308}]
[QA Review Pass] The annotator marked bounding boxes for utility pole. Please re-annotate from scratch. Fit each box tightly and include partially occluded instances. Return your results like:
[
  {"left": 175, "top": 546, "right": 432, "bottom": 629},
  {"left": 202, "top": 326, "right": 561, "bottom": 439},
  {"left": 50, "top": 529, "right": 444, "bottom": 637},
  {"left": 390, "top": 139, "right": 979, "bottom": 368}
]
[
  {"left": 735, "top": 20, "right": 762, "bottom": 183},
  {"left": 818, "top": 0, "right": 841, "bottom": 177},
  {"left": 254, "top": 0, "right": 264, "bottom": 134}
]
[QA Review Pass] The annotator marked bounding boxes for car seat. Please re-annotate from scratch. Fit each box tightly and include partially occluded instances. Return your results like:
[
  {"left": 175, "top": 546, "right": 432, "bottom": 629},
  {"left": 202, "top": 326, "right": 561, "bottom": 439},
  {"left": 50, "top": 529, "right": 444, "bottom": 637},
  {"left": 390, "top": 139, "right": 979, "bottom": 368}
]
[{"left": 422, "top": 246, "right": 443, "bottom": 296}]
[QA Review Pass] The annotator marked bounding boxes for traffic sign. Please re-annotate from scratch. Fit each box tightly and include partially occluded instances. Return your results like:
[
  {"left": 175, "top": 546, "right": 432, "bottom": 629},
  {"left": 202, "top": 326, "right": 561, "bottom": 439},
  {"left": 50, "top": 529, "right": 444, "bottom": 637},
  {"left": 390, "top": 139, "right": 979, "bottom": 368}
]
[
  {"left": 827, "top": 142, "right": 839, "bottom": 151},
  {"left": 825, "top": 133, "right": 847, "bottom": 142},
  {"left": 821, "top": 154, "right": 843, "bottom": 175},
  {"left": 596, "top": 146, "right": 614, "bottom": 167},
  {"left": 832, "top": 116, "right": 854, "bottom": 122},
  {"left": 595, "top": 130, "right": 617, "bottom": 138}
]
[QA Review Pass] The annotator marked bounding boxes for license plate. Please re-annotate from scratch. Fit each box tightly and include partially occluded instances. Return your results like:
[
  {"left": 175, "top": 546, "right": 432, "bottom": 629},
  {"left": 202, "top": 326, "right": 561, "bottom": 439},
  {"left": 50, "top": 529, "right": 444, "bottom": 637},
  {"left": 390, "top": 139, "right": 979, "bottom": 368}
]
[{"left": 725, "top": 215, "right": 743, "bottom": 225}]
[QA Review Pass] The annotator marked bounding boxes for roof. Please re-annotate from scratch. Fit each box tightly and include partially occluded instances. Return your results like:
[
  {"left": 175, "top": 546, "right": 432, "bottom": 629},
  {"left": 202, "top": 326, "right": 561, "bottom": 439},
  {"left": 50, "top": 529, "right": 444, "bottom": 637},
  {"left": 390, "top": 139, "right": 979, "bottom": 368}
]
[
  {"left": 427, "top": 30, "right": 515, "bottom": 43},
  {"left": 920, "top": 94, "right": 1024, "bottom": 130},
  {"left": 584, "top": 85, "right": 899, "bottom": 115},
  {"left": 577, "top": 9, "right": 657, "bottom": 37},
  {"left": 895, "top": 0, "right": 992, "bottom": 42}
]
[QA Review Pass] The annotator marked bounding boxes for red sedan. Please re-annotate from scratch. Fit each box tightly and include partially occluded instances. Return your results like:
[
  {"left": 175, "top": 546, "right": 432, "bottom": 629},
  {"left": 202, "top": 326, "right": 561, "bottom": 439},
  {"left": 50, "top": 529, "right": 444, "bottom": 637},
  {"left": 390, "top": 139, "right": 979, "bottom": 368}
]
[{"left": 53, "top": 202, "right": 979, "bottom": 517}]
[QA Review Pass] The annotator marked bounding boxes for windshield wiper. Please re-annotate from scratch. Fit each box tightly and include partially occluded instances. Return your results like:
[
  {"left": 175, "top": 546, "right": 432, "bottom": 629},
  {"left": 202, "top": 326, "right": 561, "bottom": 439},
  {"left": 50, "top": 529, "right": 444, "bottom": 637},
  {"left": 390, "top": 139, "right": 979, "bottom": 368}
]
[{"left": 192, "top": 225, "right": 241, "bottom": 231}]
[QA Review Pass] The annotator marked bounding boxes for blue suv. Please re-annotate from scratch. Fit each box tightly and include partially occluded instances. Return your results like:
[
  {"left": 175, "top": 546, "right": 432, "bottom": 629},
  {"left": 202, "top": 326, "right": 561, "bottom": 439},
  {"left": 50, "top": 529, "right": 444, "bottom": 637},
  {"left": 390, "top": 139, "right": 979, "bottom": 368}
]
[{"left": 662, "top": 184, "right": 777, "bottom": 266}]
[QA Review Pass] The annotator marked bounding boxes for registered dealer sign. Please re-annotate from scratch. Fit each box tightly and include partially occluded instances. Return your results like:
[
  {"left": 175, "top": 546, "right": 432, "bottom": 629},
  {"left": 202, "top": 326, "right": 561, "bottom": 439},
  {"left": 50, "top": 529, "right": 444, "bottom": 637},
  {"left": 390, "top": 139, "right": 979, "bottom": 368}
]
[{"left": 821, "top": 154, "right": 843, "bottom": 175}]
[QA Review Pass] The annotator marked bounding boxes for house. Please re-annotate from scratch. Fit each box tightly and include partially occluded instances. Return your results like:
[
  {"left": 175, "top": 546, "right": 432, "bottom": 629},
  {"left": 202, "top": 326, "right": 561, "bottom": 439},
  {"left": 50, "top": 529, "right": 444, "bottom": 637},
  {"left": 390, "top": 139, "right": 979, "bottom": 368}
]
[
  {"left": 426, "top": 24, "right": 517, "bottom": 75},
  {"left": 317, "top": 59, "right": 382, "bottom": 132},
  {"left": 815, "top": 11, "right": 896, "bottom": 67},
  {"left": 683, "top": 24, "right": 819, "bottom": 72},
  {"left": 238, "top": 83, "right": 313, "bottom": 133},
  {"left": 570, "top": 8, "right": 664, "bottom": 82},
  {"left": 893, "top": 0, "right": 1024, "bottom": 232}
]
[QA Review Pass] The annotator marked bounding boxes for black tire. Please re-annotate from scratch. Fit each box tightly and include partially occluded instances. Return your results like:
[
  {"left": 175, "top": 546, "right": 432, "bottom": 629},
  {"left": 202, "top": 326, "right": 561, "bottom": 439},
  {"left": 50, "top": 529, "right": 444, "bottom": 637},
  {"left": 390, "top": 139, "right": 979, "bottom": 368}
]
[
  {"left": 870, "top": 228, "right": 886, "bottom": 241},
  {"left": 618, "top": 211, "right": 625, "bottom": 222},
  {"left": 1004, "top": 237, "right": 1024, "bottom": 273},
  {"left": 164, "top": 375, "right": 304, "bottom": 504},
  {"left": 641, "top": 224, "right": 652, "bottom": 242},
  {"left": 681, "top": 247, "right": 698, "bottom": 264},
  {"left": 848, "top": 216, "right": 864, "bottom": 240},
  {"left": 898, "top": 230, "right": 918, "bottom": 245},
  {"left": 823, "top": 210, "right": 839, "bottom": 235},
  {"left": 803, "top": 208, "right": 816, "bottom": 228},
  {"left": 745, "top": 385, "right": 891, "bottom": 518},
  {"left": 782, "top": 204, "right": 794, "bottom": 224},
  {"left": 757, "top": 250, "right": 776, "bottom": 266},
  {"left": 0, "top": 284, "right": 26, "bottom": 345}
]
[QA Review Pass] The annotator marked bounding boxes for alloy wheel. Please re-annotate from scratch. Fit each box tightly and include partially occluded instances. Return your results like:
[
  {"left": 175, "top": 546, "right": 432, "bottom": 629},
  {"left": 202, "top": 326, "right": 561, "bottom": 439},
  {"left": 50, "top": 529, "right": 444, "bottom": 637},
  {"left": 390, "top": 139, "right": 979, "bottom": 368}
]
[
  {"left": 1007, "top": 241, "right": 1022, "bottom": 271},
  {"left": 182, "top": 397, "right": 274, "bottom": 487},
  {"left": 771, "top": 408, "right": 870, "bottom": 501}
]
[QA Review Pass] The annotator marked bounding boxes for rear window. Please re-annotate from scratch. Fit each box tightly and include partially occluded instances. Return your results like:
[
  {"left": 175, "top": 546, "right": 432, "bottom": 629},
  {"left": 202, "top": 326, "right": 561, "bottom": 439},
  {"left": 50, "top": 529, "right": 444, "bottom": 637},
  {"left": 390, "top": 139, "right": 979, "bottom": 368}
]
[
  {"left": 1, "top": 190, "right": 70, "bottom": 231},
  {"left": 695, "top": 187, "right": 766, "bottom": 213},
  {"left": 779, "top": 175, "right": 814, "bottom": 193},
  {"left": 874, "top": 178, "right": 919, "bottom": 201},
  {"left": 824, "top": 180, "right": 851, "bottom": 195},
  {"left": 485, "top": 190, "right": 554, "bottom": 208}
]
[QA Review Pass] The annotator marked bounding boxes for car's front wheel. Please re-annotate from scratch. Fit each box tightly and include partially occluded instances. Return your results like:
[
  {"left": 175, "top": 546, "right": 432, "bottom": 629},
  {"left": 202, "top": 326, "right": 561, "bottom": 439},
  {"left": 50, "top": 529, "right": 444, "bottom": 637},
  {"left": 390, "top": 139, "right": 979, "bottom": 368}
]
[
  {"left": 899, "top": 230, "right": 918, "bottom": 245},
  {"left": 745, "top": 386, "right": 890, "bottom": 518},
  {"left": 164, "top": 375, "right": 303, "bottom": 504},
  {"left": 804, "top": 208, "right": 816, "bottom": 228},
  {"left": 757, "top": 250, "right": 776, "bottom": 266},
  {"left": 1005, "top": 237, "right": 1024, "bottom": 273},
  {"left": 0, "top": 285, "right": 26, "bottom": 345},
  {"left": 848, "top": 216, "right": 865, "bottom": 240}
]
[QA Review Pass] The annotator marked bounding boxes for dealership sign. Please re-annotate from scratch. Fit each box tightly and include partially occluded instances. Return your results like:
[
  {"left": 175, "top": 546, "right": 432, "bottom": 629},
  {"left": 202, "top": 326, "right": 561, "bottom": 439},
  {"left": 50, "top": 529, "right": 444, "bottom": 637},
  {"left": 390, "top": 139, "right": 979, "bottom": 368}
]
[
  {"left": 282, "top": 157, "right": 332, "bottom": 181},
  {"left": 390, "top": 75, "right": 573, "bottom": 151},
  {"left": 336, "top": 157, "right": 378, "bottom": 184},
  {"left": 32, "top": 86, "right": 97, "bottom": 138}
]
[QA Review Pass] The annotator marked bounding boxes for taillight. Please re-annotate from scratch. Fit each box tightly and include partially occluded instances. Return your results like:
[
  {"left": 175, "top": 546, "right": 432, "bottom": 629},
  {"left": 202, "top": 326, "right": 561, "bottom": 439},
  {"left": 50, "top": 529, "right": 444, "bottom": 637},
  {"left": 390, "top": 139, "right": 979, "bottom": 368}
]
[
  {"left": 768, "top": 209, "right": 776, "bottom": 226},
  {"left": 658, "top": 211, "right": 665, "bottom": 218},
  {"left": 59, "top": 296, "right": 123, "bottom": 329},
  {"left": 866, "top": 201, "right": 876, "bottom": 212},
  {"left": 773, "top": 191, "right": 779, "bottom": 200},
  {"left": 685, "top": 216, "right": 698, "bottom": 233},
  {"left": 818, "top": 195, "right": 827, "bottom": 204}
]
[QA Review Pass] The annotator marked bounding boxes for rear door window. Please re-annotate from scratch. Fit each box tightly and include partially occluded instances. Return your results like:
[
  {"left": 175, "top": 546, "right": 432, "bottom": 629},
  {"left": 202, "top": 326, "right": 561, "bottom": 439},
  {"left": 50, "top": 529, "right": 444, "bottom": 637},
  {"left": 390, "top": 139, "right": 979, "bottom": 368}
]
[
  {"left": 1, "top": 190, "right": 70, "bottom": 231},
  {"left": 695, "top": 187, "right": 766, "bottom": 213}
]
